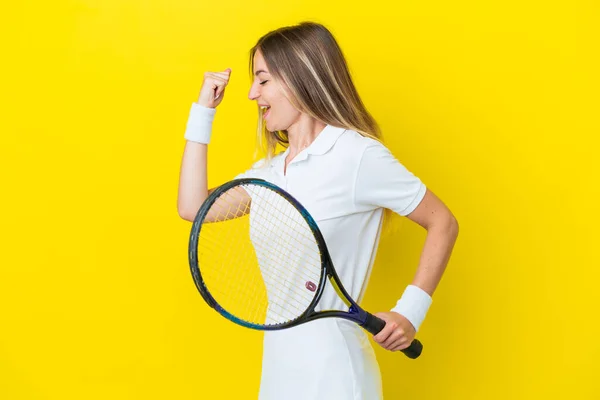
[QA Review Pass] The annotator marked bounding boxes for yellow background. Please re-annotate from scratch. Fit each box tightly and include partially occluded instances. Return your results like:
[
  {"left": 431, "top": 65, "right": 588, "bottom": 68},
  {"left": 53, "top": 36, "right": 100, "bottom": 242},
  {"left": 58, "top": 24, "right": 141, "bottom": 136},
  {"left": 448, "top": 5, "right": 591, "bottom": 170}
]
[{"left": 1, "top": 0, "right": 598, "bottom": 399}]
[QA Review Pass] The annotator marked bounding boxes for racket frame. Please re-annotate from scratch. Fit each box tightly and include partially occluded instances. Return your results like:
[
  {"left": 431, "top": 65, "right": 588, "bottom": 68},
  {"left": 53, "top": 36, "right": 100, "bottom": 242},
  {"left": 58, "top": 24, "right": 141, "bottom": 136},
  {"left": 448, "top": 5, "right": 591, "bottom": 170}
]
[{"left": 189, "top": 178, "right": 422, "bottom": 358}]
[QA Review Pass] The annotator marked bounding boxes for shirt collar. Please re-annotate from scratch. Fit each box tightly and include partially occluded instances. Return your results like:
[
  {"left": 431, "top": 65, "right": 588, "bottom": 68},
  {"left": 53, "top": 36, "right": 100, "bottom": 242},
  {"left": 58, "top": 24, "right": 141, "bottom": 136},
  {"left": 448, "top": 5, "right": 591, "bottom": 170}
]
[
  {"left": 272, "top": 124, "right": 347, "bottom": 169},
  {"left": 304, "top": 124, "right": 347, "bottom": 156}
]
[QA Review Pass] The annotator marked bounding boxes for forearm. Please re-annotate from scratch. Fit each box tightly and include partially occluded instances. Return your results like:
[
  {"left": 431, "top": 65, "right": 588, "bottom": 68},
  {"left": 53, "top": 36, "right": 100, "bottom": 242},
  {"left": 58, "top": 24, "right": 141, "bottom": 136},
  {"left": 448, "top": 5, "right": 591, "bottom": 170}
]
[
  {"left": 391, "top": 216, "right": 458, "bottom": 331},
  {"left": 411, "top": 218, "right": 459, "bottom": 296},
  {"left": 177, "top": 141, "right": 208, "bottom": 221},
  {"left": 177, "top": 103, "right": 216, "bottom": 221}
]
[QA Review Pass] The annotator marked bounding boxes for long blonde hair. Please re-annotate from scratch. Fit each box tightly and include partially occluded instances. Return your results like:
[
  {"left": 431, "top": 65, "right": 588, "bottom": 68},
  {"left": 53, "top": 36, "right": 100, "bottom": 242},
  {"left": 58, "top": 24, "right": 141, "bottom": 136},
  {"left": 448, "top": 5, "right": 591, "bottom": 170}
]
[
  {"left": 249, "top": 22, "right": 400, "bottom": 233},
  {"left": 249, "top": 21, "right": 383, "bottom": 160}
]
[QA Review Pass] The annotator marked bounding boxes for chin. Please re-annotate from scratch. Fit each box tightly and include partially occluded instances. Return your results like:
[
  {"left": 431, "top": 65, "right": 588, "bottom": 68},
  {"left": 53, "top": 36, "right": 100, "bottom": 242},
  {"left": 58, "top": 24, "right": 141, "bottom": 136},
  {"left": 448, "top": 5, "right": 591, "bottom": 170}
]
[
  {"left": 266, "top": 122, "right": 283, "bottom": 132},
  {"left": 266, "top": 117, "right": 293, "bottom": 133}
]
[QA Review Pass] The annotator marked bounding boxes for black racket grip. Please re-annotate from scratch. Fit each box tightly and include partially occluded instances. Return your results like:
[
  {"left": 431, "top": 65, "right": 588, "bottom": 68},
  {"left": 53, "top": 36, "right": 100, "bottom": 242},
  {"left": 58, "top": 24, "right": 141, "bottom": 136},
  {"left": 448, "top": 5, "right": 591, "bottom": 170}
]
[{"left": 362, "top": 312, "right": 423, "bottom": 359}]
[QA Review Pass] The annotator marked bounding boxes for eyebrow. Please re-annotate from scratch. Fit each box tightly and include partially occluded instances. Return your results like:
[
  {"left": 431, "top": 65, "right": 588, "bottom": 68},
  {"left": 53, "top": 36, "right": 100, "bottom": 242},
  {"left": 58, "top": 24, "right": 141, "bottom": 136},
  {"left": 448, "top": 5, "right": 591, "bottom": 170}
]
[{"left": 254, "top": 69, "right": 270, "bottom": 76}]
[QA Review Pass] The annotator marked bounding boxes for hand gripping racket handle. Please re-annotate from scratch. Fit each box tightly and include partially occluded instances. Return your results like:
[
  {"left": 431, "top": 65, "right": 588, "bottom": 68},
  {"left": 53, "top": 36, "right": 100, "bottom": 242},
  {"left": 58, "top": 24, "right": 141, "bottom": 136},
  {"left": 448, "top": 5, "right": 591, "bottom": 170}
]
[{"left": 363, "top": 312, "right": 423, "bottom": 359}]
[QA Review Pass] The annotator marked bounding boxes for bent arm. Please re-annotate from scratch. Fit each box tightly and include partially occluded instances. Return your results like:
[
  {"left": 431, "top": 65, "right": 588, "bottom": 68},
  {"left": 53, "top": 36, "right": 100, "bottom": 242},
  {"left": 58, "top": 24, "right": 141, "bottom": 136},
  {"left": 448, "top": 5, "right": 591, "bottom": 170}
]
[
  {"left": 405, "top": 189, "right": 459, "bottom": 296},
  {"left": 176, "top": 102, "right": 250, "bottom": 223}
]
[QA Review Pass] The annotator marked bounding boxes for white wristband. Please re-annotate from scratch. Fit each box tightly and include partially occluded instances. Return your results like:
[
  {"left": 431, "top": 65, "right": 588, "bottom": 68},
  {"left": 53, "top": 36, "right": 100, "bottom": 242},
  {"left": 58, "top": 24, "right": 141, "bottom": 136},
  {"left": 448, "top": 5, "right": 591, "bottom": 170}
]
[
  {"left": 390, "top": 285, "right": 432, "bottom": 332},
  {"left": 184, "top": 102, "right": 216, "bottom": 144}
]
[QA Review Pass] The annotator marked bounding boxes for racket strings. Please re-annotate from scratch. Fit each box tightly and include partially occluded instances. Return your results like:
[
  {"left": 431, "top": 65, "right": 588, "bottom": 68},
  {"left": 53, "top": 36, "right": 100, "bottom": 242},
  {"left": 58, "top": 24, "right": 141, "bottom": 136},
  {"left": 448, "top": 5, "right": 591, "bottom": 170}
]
[
  {"left": 196, "top": 184, "right": 323, "bottom": 326},
  {"left": 199, "top": 223, "right": 315, "bottom": 319},
  {"left": 234, "top": 186, "right": 322, "bottom": 321},
  {"left": 202, "top": 189, "right": 317, "bottom": 324},
  {"left": 199, "top": 192, "right": 320, "bottom": 308},
  {"left": 251, "top": 196, "right": 323, "bottom": 270}
]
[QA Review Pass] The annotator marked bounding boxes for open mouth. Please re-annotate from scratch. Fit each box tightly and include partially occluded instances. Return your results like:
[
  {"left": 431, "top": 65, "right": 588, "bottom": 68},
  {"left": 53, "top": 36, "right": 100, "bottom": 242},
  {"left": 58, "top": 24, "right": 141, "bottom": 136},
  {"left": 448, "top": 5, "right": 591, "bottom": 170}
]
[{"left": 261, "top": 106, "right": 271, "bottom": 119}]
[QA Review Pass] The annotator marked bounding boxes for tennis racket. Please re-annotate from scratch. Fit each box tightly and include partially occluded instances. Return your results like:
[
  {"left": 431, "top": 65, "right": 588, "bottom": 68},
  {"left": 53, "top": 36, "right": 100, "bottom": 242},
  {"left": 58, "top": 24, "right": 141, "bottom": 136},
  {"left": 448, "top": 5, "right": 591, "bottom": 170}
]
[{"left": 188, "top": 178, "right": 423, "bottom": 359}]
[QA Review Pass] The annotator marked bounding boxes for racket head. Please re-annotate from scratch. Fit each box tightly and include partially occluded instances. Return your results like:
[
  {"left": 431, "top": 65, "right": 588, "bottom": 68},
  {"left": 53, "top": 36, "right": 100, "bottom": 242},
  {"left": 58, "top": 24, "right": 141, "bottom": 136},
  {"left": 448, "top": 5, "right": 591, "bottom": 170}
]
[{"left": 189, "top": 179, "right": 330, "bottom": 330}]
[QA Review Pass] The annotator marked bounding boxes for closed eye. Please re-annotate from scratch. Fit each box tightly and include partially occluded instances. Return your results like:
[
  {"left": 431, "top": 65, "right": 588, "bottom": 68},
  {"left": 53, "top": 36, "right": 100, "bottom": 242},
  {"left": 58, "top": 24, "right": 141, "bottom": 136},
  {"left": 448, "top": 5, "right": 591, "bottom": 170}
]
[{"left": 259, "top": 80, "right": 269, "bottom": 85}]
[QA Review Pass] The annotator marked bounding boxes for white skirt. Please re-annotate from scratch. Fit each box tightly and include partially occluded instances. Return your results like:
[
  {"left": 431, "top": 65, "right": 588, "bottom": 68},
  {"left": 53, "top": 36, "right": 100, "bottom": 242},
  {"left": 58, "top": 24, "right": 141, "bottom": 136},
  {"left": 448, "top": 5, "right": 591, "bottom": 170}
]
[{"left": 258, "top": 318, "right": 383, "bottom": 400}]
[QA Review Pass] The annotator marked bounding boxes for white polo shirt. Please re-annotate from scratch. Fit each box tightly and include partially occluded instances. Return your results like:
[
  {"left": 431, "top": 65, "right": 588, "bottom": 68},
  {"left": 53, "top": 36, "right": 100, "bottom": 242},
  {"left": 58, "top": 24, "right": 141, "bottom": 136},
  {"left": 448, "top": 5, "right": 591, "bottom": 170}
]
[{"left": 234, "top": 124, "right": 427, "bottom": 400}]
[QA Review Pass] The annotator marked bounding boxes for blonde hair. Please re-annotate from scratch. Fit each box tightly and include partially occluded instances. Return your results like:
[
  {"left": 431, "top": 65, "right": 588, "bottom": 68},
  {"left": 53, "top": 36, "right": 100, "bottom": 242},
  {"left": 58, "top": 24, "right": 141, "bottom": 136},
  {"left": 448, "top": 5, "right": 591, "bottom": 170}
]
[
  {"left": 249, "top": 22, "right": 400, "bottom": 233},
  {"left": 249, "top": 21, "right": 383, "bottom": 160}
]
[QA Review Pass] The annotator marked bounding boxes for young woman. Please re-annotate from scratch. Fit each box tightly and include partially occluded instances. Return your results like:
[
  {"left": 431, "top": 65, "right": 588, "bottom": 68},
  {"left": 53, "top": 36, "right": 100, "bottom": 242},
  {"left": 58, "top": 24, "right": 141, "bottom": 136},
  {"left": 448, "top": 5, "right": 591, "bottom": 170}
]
[{"left": 178, "top": 21, "right": 458, "bottom": 400}]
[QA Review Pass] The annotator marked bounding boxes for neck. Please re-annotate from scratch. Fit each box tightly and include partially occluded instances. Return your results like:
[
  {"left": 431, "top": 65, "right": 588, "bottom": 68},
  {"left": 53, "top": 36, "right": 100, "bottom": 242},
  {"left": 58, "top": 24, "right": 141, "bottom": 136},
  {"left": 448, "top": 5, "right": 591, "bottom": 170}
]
[{"left": 286, "top": 116, "right": 327, "bottom": 154}]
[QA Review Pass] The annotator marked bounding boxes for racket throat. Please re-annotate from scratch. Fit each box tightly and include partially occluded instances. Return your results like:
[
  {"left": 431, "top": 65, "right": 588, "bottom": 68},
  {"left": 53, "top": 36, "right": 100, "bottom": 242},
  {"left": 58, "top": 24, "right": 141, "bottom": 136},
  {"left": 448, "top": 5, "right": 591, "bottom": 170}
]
[
  {"left": 348, "top": 304, "right": 370, "bottom": 327},
  {"left": 348, "top": 304, "right": 360, "bottom": 315}
]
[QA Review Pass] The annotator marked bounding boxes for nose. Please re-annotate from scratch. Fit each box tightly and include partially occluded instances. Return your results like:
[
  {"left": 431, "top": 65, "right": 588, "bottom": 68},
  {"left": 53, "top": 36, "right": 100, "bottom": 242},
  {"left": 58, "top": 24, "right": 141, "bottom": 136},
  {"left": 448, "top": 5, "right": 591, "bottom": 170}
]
[{"left": 248, "top": 80, "right": 260, "bottom": 101}]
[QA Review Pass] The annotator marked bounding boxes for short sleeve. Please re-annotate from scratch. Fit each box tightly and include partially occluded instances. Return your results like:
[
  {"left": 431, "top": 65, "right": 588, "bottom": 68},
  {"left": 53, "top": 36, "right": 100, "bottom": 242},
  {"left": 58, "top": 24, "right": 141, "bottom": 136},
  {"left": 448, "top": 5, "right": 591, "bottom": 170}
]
[
  {"left": 354, "top": 142, "right": 426, "bottom": 216},
  {"left": 234, "top": 158, "right": 268, "bottom": 180}
]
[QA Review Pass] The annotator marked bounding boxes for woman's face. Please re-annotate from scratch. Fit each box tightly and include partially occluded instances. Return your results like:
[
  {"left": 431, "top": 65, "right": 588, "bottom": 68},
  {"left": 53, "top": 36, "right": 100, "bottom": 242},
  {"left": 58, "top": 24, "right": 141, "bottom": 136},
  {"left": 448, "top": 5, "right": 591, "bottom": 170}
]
[{"left": 248, "top": 50, "right": 301, "bottom": 132}]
